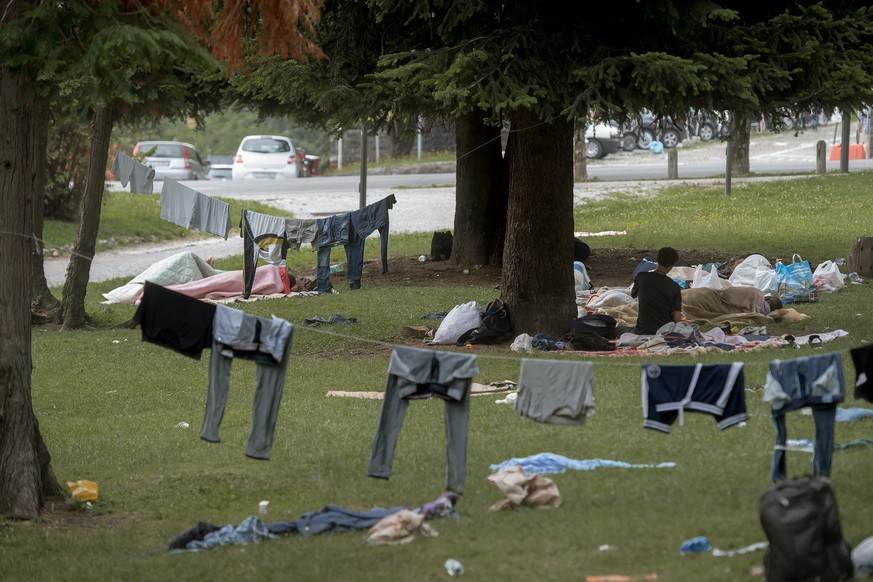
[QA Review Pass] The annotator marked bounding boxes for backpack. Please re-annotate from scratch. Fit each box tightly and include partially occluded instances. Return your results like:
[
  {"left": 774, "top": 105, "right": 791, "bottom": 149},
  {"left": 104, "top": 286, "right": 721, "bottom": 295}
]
[
  {"left": 431, "top": 231, "right": 454, "bottom": 262},
  {"left": 759, "top": 477, "right": 854, "bottom": 582},
  {"left": 847, "top": 235, "right": 873, "bottom": 277},
  {"left": 571, "top": 314, "right": 618, "bottom": 339},
  {"left": 560, "top": 331, "right": 615, "bottom": 352},
  {"left": 456, "top": 299, "right": 514, "bottom": 345}
]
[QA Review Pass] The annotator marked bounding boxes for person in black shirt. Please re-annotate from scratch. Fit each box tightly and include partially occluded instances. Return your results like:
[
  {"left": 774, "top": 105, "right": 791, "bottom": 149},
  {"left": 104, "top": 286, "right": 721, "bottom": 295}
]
[{"left": 631, "top": 247, "right": 683, "bottom": 334}]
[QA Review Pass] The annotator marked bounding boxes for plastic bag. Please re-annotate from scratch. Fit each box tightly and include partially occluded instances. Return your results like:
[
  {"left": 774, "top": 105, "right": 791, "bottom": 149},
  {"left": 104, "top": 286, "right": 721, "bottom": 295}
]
[
  {"left": 692, "top": 264, "right": 730, "bottom": 289},
  {"left": 727, "top": 254, "right": 771, "bottom": 287},
  {"left": 754, "top": 265, "right": 777, "bottom": 294},
  {"left": 430, "top": 301, "right": 481, "bottom": 344},
  {"left": 67, "top": 480, "right": 99, "bottom": 502},
  {"left": 775, "top": 254, "right": 814, "bottom": 302},
  {"left": 813, "top": 260, "right": 845, "bottom": 292}
]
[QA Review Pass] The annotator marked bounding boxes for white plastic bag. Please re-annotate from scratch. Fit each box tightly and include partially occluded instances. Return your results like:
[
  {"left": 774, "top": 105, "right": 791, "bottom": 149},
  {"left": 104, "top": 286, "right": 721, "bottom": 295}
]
[
  {"left": 728, "top": 254, "right": 771, "bottom": 287},
  {"left": 430, "top": 301, "right": 482, "bottom": 344},
  {"left": 692, "top": 264, "right": 730, "bottom": 289},
  {"left": 813, "top": 260, "right": 845, "bottom": 292},
  {"left": 754, "top": 265, "right": 777, "bottom": 294}
]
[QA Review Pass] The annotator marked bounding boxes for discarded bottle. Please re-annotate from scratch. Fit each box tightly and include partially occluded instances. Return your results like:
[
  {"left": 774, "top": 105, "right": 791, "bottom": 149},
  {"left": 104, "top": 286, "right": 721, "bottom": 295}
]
[
  {"left": 680, "top": 536, "right": 712, "bottom": 554},
  {"left": 444, "top": 559, "right": 464, "bottom": 577},
  {"left": 329, "top": 264, "right": 343, "bottom": 274}
]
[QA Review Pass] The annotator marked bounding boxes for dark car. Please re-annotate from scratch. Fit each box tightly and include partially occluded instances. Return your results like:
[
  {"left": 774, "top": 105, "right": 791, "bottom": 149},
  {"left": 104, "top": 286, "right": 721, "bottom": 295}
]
[{"left": 585, "top": 123, "right": 622, "bottom": 159}]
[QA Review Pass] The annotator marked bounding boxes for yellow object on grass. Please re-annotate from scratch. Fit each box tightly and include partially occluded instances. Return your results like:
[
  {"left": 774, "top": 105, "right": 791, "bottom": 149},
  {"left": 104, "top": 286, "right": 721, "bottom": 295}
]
[{"left": 67, "top": 480, "right": 99, "bottom": 502}]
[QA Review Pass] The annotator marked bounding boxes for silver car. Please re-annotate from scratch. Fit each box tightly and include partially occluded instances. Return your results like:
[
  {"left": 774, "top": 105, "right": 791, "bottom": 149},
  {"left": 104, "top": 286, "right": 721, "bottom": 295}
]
[{"left": 133, "top": 140, "right": 208, "bottom": 181}]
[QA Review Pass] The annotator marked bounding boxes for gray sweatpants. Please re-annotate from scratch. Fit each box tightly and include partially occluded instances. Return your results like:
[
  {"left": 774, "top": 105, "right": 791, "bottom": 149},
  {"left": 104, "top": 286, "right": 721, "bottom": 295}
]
[
  {"left": 367, "top": 346, "right": 479, "bottom": 493},
  {"left": 201, "top": 307, "right": 294, "bottom": 460}
]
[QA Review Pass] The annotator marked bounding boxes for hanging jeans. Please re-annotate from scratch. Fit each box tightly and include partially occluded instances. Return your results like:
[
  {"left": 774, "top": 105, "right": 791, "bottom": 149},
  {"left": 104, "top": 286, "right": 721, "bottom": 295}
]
[
  {"left": 314, "top": 213, "right": 350, "bottom": 294},
  {"left": 764, "top": 352, "right": 844, "bottom": 481},
  {"left": 201, "top": 305, "right": 294, "bottom": 460},
  {"left": 367, "top": 346, "right": 479, "bottom": 493},
  {"left": 344, "top": 194, "right": 396, "bottom": 290}
]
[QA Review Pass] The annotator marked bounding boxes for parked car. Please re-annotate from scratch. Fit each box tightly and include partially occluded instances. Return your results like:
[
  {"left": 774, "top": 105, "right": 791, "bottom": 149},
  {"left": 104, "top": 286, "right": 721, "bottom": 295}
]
[
  {"left": 207, "top": 154, "right": 234, "bottom": 180},
  {"left": 207, "top": 164, "right": 233, "bottom": 180},
  {"left": 689, "top": 109, "right": 727, "bottom": 141},
  {"left": 585, "top": 123, "right": 622, "bottom": 159},
  {"left": 623, "top": 110, "right": 687, "bottom": 149},
  {"left": 232, "top": 135, "right": 300, "bottom": 179},
  {"left": 132, "top": 140, "right": 208, "bottom": 181}
]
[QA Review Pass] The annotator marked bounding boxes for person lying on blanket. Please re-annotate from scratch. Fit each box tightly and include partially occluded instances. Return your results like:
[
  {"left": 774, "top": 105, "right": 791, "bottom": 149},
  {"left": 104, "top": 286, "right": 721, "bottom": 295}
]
[
  {"left": 681, "top": 286, "right": 782, "bottom": 323},
  {"left": 135, "top": 265, "right": 311, "bottom": 302}
]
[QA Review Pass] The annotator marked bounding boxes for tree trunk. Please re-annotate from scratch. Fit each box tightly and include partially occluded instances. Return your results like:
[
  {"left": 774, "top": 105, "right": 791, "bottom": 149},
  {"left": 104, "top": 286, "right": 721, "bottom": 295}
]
[
  {"left": 501, "top": 109, "right": 577, "bottom": 336},
  {"left": 0, "top": 11, "right": 49, "bottom": 518},
  {"left": 452, "top": 110, "right": 507, "bottom": 267},
  {"left": 60, "top": 106, "right": 113, "bottom": 330},
  {"left": 29, "top": 96, "right": 61, "bottom": 321},
  {"left": 730, "top": 111, "right": 751, "bottom": 176}
]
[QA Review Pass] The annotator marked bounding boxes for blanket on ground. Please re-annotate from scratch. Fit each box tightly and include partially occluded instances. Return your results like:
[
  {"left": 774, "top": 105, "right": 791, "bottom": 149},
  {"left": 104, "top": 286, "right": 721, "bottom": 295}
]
[
  {"left": 680, "top": 287, "right": 772, "bottom": 324},
  {"left": 584, "top": 286, "right": 808, "bottom": 326},
  {"left": 101, "top": 251, "right": 223, "bottom": 304},
  {"left": 148, "top": 265, "right": 291, "bottom": 301}
]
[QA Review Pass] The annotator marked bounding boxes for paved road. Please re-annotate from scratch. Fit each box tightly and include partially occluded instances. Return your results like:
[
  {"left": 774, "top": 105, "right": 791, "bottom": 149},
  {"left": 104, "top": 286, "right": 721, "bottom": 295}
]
[{"left": 43, "top": 127, "right": 871, "bottom": 286}]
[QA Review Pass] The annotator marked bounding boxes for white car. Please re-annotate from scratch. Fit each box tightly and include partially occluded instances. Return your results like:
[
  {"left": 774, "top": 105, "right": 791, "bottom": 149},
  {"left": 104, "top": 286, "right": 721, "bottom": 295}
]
[{"left": 232, "top": 135, "right": 301, "bottom": 179}]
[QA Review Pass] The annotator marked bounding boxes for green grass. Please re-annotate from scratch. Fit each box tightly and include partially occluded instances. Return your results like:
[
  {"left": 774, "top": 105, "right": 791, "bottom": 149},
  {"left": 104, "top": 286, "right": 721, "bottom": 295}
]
[
  {"left": 42, "top": 192, "right": 284, "bottom": 253},
  {"left": 5, "top": 172, "right": 873, "bottom": 581},
  {"left": 574, "top": 172, "right": 871, "bottom": 264}
]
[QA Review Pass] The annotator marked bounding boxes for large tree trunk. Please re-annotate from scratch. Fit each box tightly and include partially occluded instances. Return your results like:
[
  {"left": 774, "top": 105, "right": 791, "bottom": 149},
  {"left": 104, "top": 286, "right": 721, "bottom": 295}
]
[
  {"left": 30, "top": 96, "right": 61, "bottom": 322},
  {"left": 452, "top": 110, "right": 507, "bottom": 267},
  {"left": 730, "top": 111, "right": 751, "bottom": 176},
  {"left": 60, "top": 106, "right": 113, "bottom": 330},
  {"left": 1, "top": 6, "right": 58, "bottom": 519},
  {"left": 501, "top": 109, "right": 577, "bottom": 336}
]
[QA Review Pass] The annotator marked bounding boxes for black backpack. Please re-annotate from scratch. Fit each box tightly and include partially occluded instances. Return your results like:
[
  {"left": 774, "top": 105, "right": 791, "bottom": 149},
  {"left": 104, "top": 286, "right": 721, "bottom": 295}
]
[
  {"left": 456, "top": 299, "right": 514, "bottom": 345},
  {"left": 431, "top": 231, "right": 454, "bottom": 262},
  {"left": 571, "top": 314, "right": 618, "bottom": 340},
  {"left": 560, "top": 331, "right": 615, "bottom": 351},
  {"left": 759, "top": 477, "right": 854, "bottom": 582}
]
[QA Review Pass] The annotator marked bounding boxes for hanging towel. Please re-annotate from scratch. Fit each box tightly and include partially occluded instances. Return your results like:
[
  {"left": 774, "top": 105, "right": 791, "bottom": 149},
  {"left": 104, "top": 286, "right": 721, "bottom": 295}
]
[
  {"left": 111, "top": 151, "right": 155, "bottom": 194},
  {"left": 513, "top": 359, "right": 595, "bottom": 425}
]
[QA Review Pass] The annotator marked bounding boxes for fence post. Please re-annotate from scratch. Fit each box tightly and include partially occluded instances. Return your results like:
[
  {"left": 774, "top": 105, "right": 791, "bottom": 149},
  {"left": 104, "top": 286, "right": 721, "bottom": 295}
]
[
  {"left": 667, "top": 148, "right": 678, "bottom": 179},
  {"left": 816, "top": 140, "right": 827, "bottom": 174}
]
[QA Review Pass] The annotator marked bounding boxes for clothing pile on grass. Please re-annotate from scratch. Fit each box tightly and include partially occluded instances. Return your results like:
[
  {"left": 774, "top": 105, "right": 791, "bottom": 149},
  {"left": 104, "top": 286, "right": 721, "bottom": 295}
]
[{"left": 517, "top": 252, "right": 860, "bottom": 356}]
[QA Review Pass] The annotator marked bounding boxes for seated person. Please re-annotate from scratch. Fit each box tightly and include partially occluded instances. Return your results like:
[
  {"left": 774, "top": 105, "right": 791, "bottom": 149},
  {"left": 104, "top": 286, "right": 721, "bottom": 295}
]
[
  {"left": 574, "top": 238, "right": 591, "bottom": 263},
  {"left": 630, "top": 246, "right": 683, "bottom": 334},
  {"left": 681, "top": 286, "right": 782, "bottom": 323}
]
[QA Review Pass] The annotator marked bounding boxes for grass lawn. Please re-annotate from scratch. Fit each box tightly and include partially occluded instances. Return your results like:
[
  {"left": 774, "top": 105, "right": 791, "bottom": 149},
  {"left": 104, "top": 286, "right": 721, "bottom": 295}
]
[{"left": 4, "top": 172, "right": 873, "bottom": 581}]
